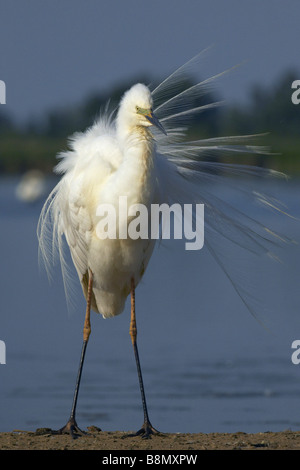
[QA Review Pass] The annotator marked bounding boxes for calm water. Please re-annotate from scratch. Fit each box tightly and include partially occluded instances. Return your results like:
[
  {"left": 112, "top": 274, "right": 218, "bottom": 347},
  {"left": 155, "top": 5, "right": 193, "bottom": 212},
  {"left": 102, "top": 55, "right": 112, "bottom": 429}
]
[{"left": 0, "top": 175, "right": 300, "bottom": 434}]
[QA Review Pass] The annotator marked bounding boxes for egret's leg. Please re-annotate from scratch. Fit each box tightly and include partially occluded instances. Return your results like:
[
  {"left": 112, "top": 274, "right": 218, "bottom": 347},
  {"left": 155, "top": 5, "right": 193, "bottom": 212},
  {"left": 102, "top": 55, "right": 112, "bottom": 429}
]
[
  {"left": 129, "top": 278, "right": 160, "bottom": 439},
  {"left": 56, "top": 269, "right": 93, "bottom": 438}
]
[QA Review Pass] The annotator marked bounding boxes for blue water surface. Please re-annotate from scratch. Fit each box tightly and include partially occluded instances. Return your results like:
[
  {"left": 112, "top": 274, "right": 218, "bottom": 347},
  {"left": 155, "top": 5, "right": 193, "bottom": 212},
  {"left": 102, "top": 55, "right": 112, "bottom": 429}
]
[{"left": 0, "top": 175, "right": 300, "bottom": 434}]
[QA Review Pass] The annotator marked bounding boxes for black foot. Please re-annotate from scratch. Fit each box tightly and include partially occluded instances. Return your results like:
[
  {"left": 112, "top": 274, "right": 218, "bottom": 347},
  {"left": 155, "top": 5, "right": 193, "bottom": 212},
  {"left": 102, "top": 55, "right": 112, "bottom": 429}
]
[
  {"left": 53, "top": 417, "right": 86, "bottom": 439},
  {"left": 127, "top": 421, "right": 161, "bottom": 439}
]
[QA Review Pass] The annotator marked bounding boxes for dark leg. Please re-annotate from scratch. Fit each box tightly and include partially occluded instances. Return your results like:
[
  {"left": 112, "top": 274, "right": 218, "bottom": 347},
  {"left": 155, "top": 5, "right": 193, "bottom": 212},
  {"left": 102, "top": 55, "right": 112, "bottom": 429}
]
[
  {"left": 129, "top": 278, "right": 160, "bottom": 439},
  {"left": 56, "top": 269, "right": 93, "bottom": 438}
]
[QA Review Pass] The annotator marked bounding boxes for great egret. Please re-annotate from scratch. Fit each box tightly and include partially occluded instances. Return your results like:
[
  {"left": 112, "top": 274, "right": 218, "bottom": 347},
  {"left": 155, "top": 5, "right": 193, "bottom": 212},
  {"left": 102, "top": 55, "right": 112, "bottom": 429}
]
[{"left": 38, "top": 52, "right": 293, "bottom": 438}]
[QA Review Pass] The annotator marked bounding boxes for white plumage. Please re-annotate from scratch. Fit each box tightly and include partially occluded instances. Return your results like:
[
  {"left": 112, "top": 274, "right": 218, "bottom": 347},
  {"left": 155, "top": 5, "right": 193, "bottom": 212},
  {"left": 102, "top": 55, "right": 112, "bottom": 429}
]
[
  {"left": 40, "top": 83, "right": 161, "bottom": 318},
  {"left": 37, "top": 53, "right": 293, "bottom": 436},
  {"left": 38, "top": 55, "right": 290, "bottom": 321}
]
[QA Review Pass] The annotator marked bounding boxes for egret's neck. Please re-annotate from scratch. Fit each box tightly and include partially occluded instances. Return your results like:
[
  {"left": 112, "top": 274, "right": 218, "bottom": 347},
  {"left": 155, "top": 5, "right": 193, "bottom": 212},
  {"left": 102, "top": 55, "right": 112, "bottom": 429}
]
[
  {"left": 117, "top": 116, "right": 155, "bottom": 164},
  {"left": 113, "top": 125, "right": 157, "bottom": 206},
  {"left": 123, "top": 130, "right": 154, "bottom": 162}
]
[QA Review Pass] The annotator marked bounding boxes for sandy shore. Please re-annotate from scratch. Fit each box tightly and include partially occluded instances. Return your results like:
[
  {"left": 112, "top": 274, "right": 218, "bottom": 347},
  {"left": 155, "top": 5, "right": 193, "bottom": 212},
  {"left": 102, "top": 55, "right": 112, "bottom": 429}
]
[{"left": 1, "top": 428, "right": 300, "bottom": 450}]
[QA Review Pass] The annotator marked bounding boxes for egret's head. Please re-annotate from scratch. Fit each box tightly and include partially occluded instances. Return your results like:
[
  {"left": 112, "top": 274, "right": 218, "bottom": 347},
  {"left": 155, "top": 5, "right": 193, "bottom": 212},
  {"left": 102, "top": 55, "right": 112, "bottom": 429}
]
[{"left": 117, "top": 83, "right": 166, "bottom": 136}]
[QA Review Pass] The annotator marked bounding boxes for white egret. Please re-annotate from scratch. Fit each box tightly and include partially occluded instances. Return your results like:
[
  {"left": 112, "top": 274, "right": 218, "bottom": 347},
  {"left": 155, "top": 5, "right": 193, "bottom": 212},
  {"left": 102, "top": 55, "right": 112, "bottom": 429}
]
[
  {"left": 38, "top": 52, "right": 294, "bottom": 438},
  {"left": 16, "top": 169, "right": 46, "bottom": 203}
]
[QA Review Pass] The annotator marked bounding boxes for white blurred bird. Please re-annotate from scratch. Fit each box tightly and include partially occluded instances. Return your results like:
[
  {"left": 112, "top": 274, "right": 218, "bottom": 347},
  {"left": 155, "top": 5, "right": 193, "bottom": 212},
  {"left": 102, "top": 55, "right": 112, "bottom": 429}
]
[
  {"left": 38, "top": 52, "right": 293, "bottom": 438},
  {"left": 16, "top": 169, "right": 46, "bottom": 203}
]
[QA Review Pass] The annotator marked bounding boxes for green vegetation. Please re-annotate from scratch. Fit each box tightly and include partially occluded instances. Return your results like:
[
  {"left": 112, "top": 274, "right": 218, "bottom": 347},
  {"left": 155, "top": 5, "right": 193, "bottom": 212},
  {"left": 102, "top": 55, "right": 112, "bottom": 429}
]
[{"left": 0, "top": 70, "right": 299, "bottom": 175}]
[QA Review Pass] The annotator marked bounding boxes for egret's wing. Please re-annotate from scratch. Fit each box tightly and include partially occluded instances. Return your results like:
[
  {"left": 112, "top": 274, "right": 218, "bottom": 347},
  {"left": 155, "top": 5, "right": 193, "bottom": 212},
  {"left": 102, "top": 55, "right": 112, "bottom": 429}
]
[
  {"left": 37, "top": 175, "right": 90, "bottom": 306},
  {"left": 156, "top": 154, "right": 295, "bottom": 321},
  {"left": 152, "top": 53, "right": 297, "bottom": 322},
  {"left": 37, "top": 113, "right": 121, "bottom": 306}
]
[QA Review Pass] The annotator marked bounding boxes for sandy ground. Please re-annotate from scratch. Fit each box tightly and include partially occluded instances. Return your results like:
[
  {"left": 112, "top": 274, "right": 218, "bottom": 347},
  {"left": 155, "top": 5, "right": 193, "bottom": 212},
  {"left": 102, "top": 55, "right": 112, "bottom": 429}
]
[{"left": 1, "top": 427, "right": 300, "bottom": 450}]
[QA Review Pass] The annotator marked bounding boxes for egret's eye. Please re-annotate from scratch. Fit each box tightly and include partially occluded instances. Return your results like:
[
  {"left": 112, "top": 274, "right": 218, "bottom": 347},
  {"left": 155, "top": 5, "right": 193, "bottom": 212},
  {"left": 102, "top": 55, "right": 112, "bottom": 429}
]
[{"left": 136, "top": 106, "right": 140, "bottom": 113}]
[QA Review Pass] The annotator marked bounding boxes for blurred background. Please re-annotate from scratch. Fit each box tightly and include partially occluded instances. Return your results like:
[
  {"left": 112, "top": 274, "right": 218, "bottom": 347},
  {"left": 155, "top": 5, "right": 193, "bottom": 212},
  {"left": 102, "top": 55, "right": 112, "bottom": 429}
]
[{"left": 0, "top": 0, "right": 300, "bottom": 435}]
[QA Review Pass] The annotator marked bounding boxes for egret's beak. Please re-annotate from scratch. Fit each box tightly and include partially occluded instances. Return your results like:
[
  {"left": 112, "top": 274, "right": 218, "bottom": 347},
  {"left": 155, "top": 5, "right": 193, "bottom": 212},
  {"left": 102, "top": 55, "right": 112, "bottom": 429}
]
[{"left": 145, "top": 112, "right": 167, "bottom": 136}]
